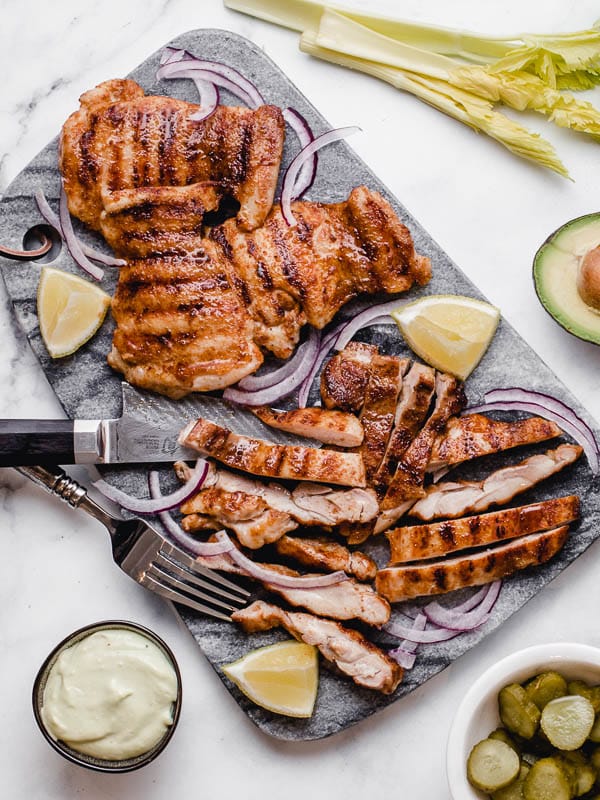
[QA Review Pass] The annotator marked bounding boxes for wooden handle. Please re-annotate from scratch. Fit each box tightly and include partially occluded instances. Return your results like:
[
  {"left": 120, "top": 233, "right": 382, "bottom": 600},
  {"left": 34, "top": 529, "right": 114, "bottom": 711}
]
[{"left": 0, "top": 420, "right": 75, "bottom": 466}]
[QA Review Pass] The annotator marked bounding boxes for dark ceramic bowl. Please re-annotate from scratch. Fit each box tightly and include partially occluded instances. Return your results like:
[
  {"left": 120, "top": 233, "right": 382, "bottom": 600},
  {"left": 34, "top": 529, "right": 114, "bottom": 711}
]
[{"left": 32, "top": 620, "right": 182, "bottom": 773}]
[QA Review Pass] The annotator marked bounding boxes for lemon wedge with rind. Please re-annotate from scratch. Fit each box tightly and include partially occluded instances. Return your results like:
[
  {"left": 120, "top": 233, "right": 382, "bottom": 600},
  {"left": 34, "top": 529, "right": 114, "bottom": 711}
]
[
  {"left": 392, "top": 294, "right": 500, "bottom": 380},
  {"left": 37, "top": 267, "right": 111, "bottom": 359},
  {"left": 222, "top": 640, "right": 319, "bottom": 718}
]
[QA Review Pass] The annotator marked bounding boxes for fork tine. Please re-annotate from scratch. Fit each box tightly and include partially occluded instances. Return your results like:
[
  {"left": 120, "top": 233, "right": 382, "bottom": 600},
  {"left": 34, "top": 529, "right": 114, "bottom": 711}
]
[
  {"left": 147, "top": 563, "right": 240, "bottom": 613},
  {"left": 144, "top": 574, "right": 233, "bottom": 622},
  {"left": 160, "top": 545, "right": 251, "bottom": 597},
  {"left": 154, "top": 552, "right": 247, "bottom": 605}
]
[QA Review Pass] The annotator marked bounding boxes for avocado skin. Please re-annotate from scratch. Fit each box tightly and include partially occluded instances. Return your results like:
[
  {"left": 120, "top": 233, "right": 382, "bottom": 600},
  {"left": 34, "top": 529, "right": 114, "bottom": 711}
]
[{"left": 533, "top": 213, "right": 600, "bottom": 346}]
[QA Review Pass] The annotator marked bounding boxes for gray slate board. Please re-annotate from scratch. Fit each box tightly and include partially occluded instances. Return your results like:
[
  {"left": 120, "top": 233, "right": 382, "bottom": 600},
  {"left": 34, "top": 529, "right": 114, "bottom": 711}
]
[{"left": 0, "top": 29, "right": 598, "bottom": 741}]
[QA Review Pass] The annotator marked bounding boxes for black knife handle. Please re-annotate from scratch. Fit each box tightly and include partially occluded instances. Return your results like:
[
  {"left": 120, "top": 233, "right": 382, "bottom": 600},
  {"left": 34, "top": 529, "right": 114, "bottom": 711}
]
[{"left": 0, "top": 420, "right": 75, "bottom": 466}]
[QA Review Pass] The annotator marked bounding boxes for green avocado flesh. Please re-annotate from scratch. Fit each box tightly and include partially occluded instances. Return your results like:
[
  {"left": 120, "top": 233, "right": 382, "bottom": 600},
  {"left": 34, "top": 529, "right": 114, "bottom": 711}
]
[{"left": 534, "top": 213, "right": 600, "bottom": 345}]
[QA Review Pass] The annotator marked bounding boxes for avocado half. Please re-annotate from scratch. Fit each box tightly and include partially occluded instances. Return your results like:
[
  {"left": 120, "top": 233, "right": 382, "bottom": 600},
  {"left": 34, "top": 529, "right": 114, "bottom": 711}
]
[{"left": 533, "top": 212, "right": 600, "bottom": 345}]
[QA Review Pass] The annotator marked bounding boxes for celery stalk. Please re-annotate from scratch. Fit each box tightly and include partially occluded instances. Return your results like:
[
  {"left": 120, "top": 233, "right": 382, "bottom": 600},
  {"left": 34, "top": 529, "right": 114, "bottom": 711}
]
[
  {"left": 300, "top": 30, "right": 569, "bottom": 178},
  {"left": 224, "top": 0, "right": 518, "bottom": 60},
  {"left": 315, "top": 11, "right": 600, "bottom": 141}
]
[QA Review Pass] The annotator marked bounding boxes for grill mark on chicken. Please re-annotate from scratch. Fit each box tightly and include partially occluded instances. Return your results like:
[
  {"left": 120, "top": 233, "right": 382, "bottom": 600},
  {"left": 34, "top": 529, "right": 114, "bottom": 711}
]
[
  {"left": 376, "top": 525, "right": 570, "bottom": 601},
  {"left": 375, "top": 363, "right": 436, "bottom": 490},
  {"left": 251, "top": 406, "right": 364, "bottom": 447},
  {"left": 180, "top": 418, "right": 367, "bottom": 486},
  {"left": 428, "top": 414, "right": 563, "bottom": 472},
  {"left": 409, "top": 444, "right": 582, "bottom": 521},
  {"left": 320, "top": 342, "right": 379, "bottom": 412},
  {"left": 375, "top": 374, "right": 466, "bottom": 533},
  {"left": 386, "top": 495, "right": 580, "bottom": 563},
  {"left": 233, "top": 600, "right": 403, "bottom": 693},
  {"left": 275, "top": 535, "right": 377, "bottom": 582},
  {"left": 60, "top": 79, "right": 285, "bottom": 231}
]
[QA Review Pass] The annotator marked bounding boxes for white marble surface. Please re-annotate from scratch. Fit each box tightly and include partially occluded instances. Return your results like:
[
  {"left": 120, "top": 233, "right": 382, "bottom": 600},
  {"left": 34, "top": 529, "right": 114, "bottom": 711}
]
[{"left": 3, "top": 1, "right": 600, "bottom": 797}]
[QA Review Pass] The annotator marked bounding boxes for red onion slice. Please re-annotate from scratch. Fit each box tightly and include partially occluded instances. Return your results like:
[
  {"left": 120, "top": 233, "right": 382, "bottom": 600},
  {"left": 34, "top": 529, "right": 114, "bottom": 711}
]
[
  {"left": 297, "top": 325, "right": 342, "bottom": 408},
  {"left": 157, "top": 62, "right": 256, "bottom": 107},
  {"left": 36, "top": 189, "right": 125, "bottom": 267},
  {"left": 423, "top": 581, "right": 501, "bottom": 631},
  {"left": 398, "top": 612, "right": 426, "bottom": 655},
  {"left": 465, "top": 399, "right": 599, "bottom": 475},
  {"left": 445, "top": 584, "right": 491, "bottom": 615},
  {"left": 280, "top": 126, "right": 361, "bottom": 226},
  {"left": 334, "top": 299, "right": 400, "bottom": 352},
  {"left": 214, "top": 531, "right": 349, "bottom": 589},
  {"left": 188, "top": 79, "right": 220, "bottom": 122},
  {"left": 160, "top": 47, "right": 187, "bottom": 65},
  {"left": 383, "top": 619, "right": 461, "bottom": 644},
  {"left": 160, "top": 50, "right": 264, "bottom": 107},
  {"left": 238, "top": 327, "right": 320, "bottom": 391},
  {"left": 59, "top": 186, "right": 104, "bottom": 281},
  {"left": 94, "top": 459, "right": 209, "bottom": 515},
  {"left": 283, "top": 107, "right": 316, "bottom": 199},
  {"left": 389, "top": 647, "right": 417, "bottom": 669},
  {"left": 148, "top": 471, "right": 234, "bottom": 557},
  {"left": 223, "top": 329, "right": 320, "bottom": 406}
]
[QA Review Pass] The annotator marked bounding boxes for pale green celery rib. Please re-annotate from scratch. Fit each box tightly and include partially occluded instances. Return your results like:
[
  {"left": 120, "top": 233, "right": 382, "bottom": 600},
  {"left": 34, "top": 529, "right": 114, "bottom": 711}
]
[
  {"left": 223, "top": 0, "right": 519, "bottom": 60},
  {"left": 299, "top": 30, "right": 569, "bottom": 178}
]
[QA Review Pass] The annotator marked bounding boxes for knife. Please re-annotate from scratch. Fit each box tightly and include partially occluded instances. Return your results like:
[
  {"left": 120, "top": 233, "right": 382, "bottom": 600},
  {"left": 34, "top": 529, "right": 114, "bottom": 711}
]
[{"left": 0, "top": 383, "right": 317, "bottom": 466}]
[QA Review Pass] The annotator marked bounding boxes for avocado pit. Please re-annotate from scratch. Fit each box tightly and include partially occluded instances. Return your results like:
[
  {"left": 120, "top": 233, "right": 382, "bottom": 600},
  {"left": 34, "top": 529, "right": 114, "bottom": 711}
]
[{"left": 577, "top": 245, "right": 600, "bottom": 309}]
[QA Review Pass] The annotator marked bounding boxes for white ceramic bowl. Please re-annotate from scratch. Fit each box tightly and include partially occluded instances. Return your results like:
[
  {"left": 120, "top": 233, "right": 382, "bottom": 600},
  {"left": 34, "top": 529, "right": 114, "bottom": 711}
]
[{"left": 446, "top": 642, "right": 600, "bottom": 800}]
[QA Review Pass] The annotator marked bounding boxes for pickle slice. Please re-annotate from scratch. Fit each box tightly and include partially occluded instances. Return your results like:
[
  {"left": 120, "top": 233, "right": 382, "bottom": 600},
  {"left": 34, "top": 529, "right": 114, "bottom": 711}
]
[
  {"left": 489, "top": 728, "right": 519, "bottom": 753},
  {"left": 491, "top": 764, "right": 530, "bottom": 800},
  {"left": 568, "top": 680, "right": 600, "bottom": 713},
  {"left": 467, "top": 739, "right": 521, "bottom": 793},
  {"left": 541, "top": 695, "right": 595, "bottom": 750},
  {"left": 523, "top": 758, "right": 572, "bottom": 800},
  {"left": 500, "top": 684, "right": 542, "bottom": 740},
  {"left": 588, "top": 713, "right": 600, "bottom": 743},
  {"left": 526, "top": 672, "right": 568, "bottom": 710}
]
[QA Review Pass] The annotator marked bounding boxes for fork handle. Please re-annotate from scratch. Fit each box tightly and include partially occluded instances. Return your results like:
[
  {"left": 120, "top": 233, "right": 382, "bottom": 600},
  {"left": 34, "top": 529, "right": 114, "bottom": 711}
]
[{"left": 15, "top": 464, "right": 116, "bottom": 528}]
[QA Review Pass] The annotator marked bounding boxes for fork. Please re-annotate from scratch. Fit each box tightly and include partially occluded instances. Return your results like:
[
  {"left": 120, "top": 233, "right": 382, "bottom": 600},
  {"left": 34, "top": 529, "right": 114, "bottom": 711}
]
[{"left": 16, "top": 464, "right": 250, "bottom": 621}]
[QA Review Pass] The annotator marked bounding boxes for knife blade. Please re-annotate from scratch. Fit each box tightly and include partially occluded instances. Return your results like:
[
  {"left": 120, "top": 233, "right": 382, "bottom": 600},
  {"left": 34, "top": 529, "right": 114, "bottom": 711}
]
[{"left": 0, "top": 383, "right": 319, "bottom": 466}]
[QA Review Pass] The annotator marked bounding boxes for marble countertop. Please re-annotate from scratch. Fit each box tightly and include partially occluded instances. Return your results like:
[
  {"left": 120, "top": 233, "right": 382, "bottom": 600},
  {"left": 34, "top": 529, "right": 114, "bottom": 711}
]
[{"left": 3, "top": 1, "right": 600, "bottom": 797}]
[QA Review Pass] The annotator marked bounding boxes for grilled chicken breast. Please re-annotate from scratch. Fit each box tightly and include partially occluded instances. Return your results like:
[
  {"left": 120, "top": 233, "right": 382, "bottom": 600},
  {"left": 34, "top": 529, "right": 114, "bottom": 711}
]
[
  {"left": 99, "top": 182, "right": 222, "bottom": 258},
  {"left": 376, "top": 525, "right": 569, "bottom": 601},
  {"left": 275, "top": 535, "right": 377, "bottom": 581},
  {"left": 251, "top": 406, "right": 364, "bottom": 447},
  {"left": 108, "top": 188, "right": 431, "bottom": 395},
  {"left": 409, "top": 444, "right": 582, "bottom": 521},
  {"left": 386, "top": 495, "right": 580, "bottom": 564},
  {"left": 233, "top": 600, "right": 403, "bottom": 693},
  {"left": 320, "top": 342, "right": 378, "bottom": 412},
  {"left": 60, "top": 79, "right": 285, "bottom": 231},
  {"left": 428, "top": 414, "right": 563, "bottom": 472},
  {"left": 179, "top": 418, "right": 367, "bottom": 486},
  {"left": 108, "top": 243, "right": 263, "bottom": 395},
  {"left": 374, "top": 362, "right": 436, "bottom": 490}
]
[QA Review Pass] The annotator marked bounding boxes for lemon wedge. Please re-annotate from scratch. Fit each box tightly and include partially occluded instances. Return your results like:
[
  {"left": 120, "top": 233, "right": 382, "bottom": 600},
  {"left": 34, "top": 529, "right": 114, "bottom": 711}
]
[
  {"left": 222, "top": 640, "right": 319, "bottom": 718},
  {"left": 37, "top": 267, "right": 111, "bottom": 358},
  {"left": 392, "top": 294, "right": 500, "bottom": 380}
]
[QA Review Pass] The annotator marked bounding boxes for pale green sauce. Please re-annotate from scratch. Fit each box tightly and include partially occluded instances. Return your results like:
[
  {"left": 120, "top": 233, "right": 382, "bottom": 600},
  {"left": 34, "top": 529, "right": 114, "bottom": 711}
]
[{"left": 41, "top": 629, "right": 178, "bottom": 761}]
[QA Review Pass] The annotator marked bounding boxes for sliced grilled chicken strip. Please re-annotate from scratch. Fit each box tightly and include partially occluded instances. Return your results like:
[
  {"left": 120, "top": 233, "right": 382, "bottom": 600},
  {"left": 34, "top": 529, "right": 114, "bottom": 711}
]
[
  {"left": 233, "top": 600, "right": 403, "bottom": 693},
  {"left": 409, "top": 443, "right": 582, "bottom": 521},
  {"left": 99, "top": 182, "right": 223, "bottom": 258},
  {"left": 427, "top": 414, "right": 563, "bottom": 472},
  {"left": 375, "top": 374, "right": 466, "bottom": 532},
  {"left": 275, "top": 535, "right": 377, "bottom": 581},
  {"left": 179, "top": 418, "right": 367, "bottom": 486},
  {"left": 251, "top": 406, "right": 364, "bottom": 447},
  {"left": 261, "top": 565, "right": 390, "bottom": 626},
  {"left": 176, "top": 462, "right": 378, "bottom": 547},
  {"left": 60, "top": 79, "right": 285, "bottom": 231},
  {"left": 374, "top": 362, "right": 436, "bottom": 490},
  {"left": 355, "top": 355, "right": 408, "bottom": 481},
  {"left": 376, "top": 525, "right": 569, "bottom": 601},
  {"left": 386, "top": 495, "right": 580, "bottom": 564},
  {"left": 320, "top": 342, "right": 379, "bottom": 412}
]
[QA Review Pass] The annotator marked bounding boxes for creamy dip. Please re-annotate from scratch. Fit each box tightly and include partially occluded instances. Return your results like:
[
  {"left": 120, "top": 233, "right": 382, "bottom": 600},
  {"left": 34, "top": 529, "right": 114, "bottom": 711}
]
[{"left": 41, "top": 628, "right": 178, "bottom": 761}]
